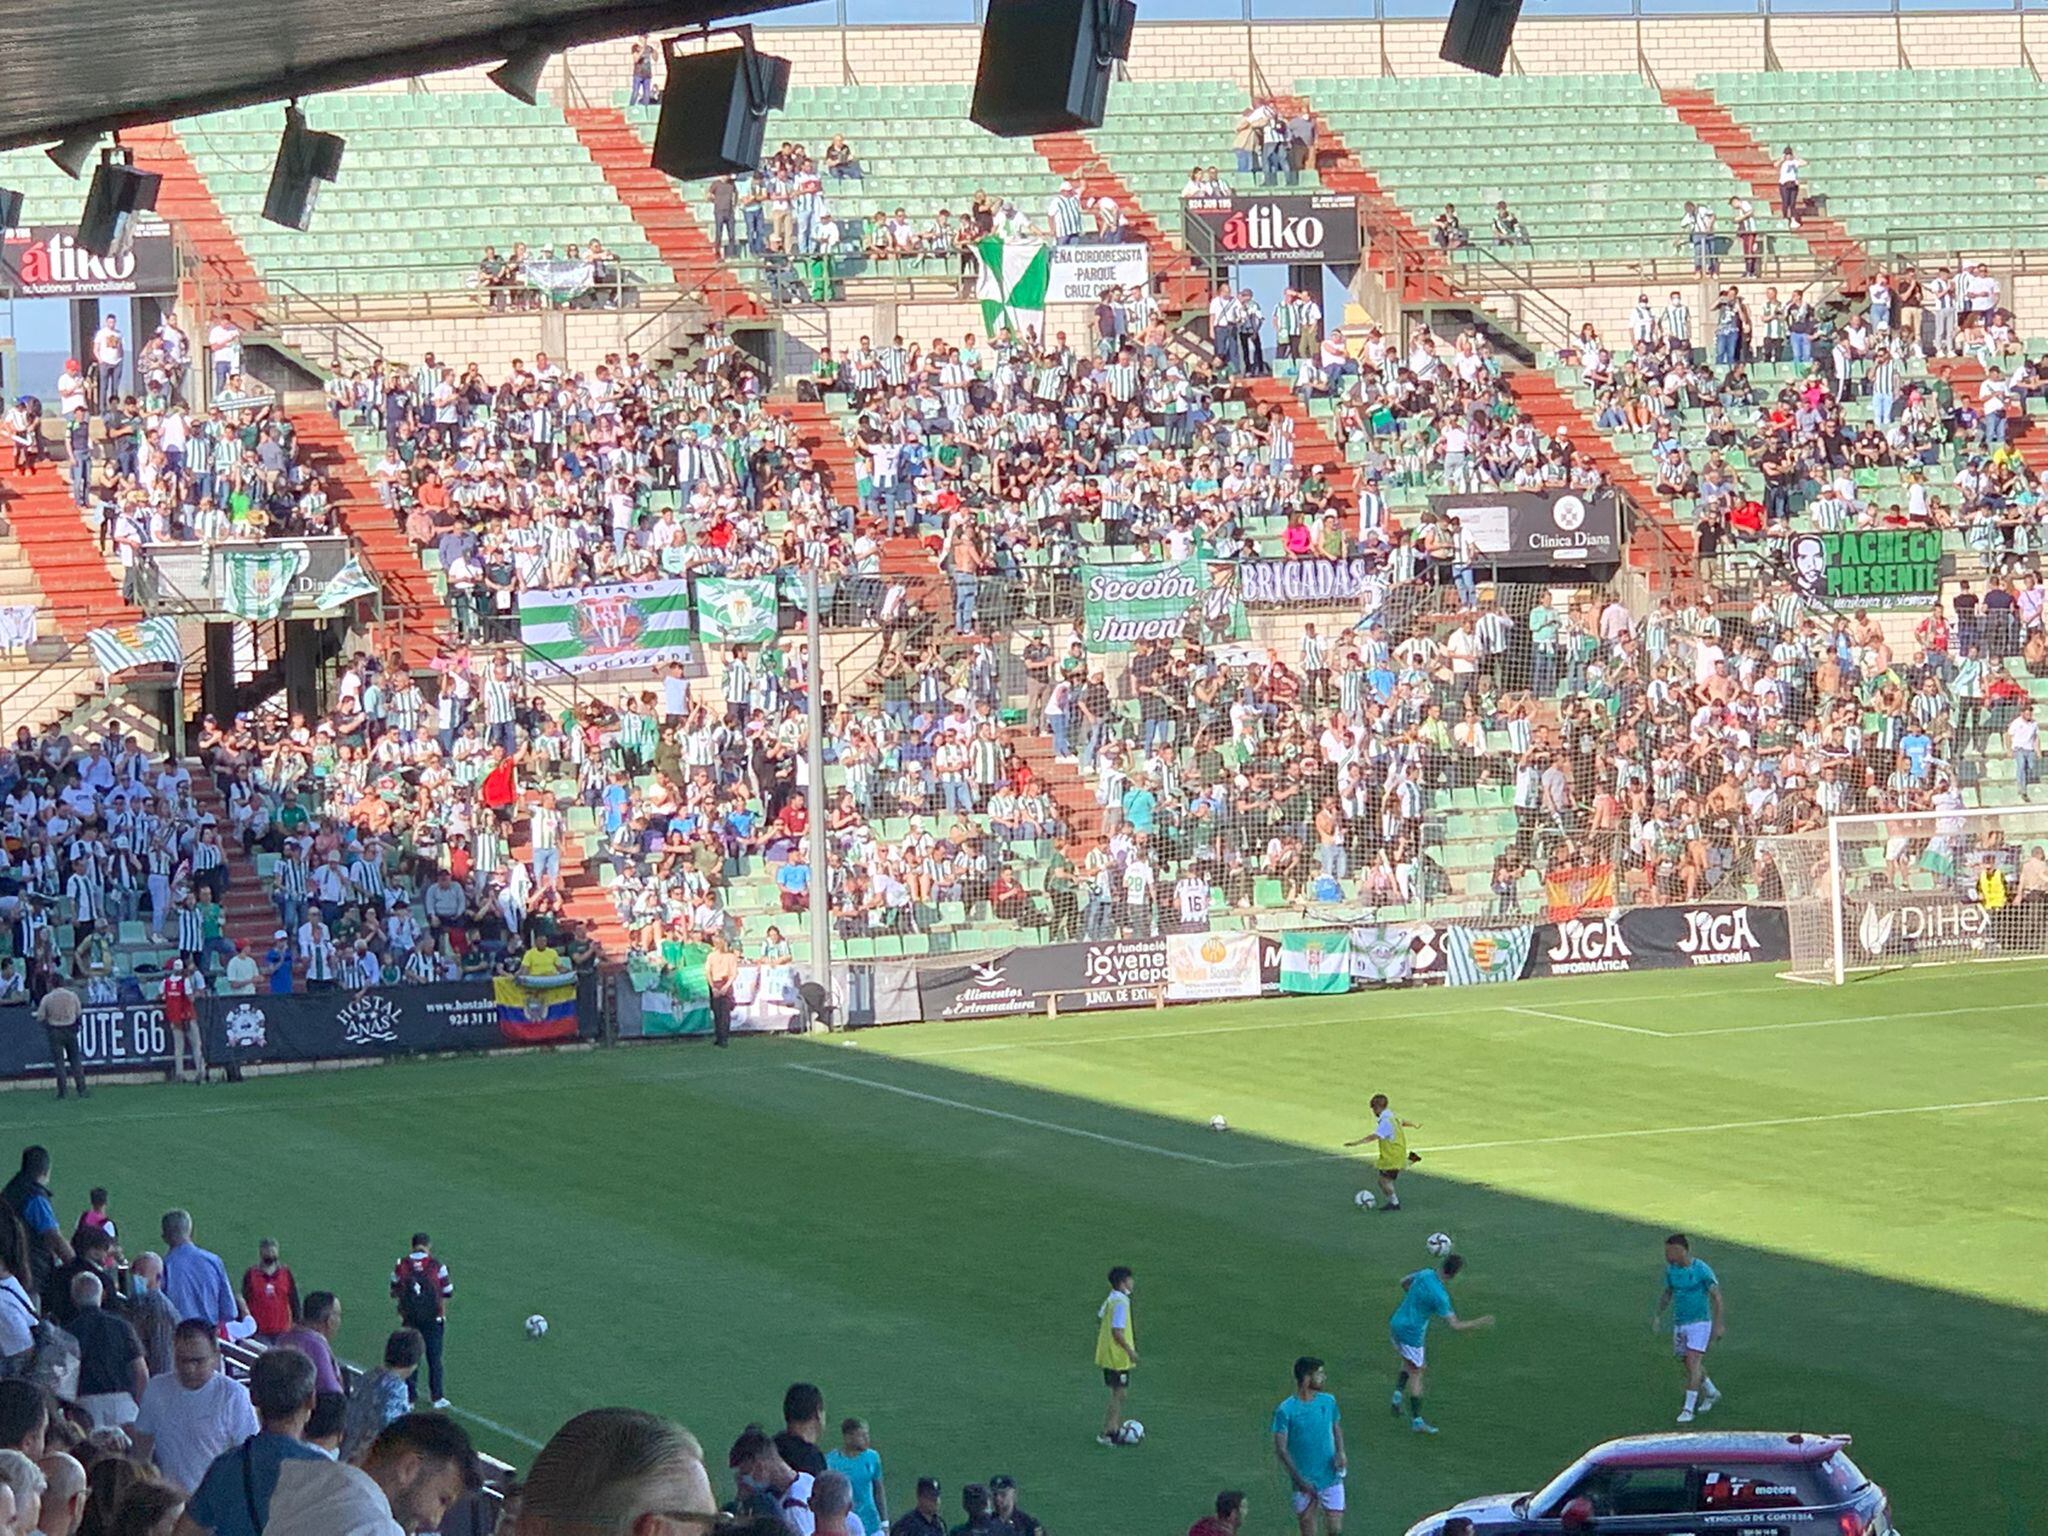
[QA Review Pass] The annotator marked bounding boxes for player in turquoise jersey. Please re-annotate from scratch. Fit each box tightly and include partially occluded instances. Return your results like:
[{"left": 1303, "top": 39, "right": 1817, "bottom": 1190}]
[
  {"left": 1388, "top": 1254, "right": 1493, "bottom": 1434},
  {"left": 1270, "top": 1357, "right": 1347, "bottom": 1536},
  {"left": 1654, "top": 1233, "right": 1724, "bottom": 1423}
]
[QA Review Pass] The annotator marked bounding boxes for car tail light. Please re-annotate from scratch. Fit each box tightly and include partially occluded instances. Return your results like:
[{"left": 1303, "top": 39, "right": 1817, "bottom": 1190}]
[{"left": 1837, "top": 1512, "right": 1869, "bottom": 1536}]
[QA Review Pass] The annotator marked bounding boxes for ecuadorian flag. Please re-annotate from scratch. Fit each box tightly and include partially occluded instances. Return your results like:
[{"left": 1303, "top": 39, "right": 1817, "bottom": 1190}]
[{"left": 494, "top": 970, "right": 580, "bottom": 1044}]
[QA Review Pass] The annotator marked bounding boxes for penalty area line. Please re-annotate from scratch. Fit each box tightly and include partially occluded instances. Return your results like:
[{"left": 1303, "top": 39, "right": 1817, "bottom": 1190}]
[
  {"left": 787, "top": 1063, "right": 1234, "bottom": 1166},
  {"left": 1504, "top": 1005, "right": 1669, "bottom": 1037}
]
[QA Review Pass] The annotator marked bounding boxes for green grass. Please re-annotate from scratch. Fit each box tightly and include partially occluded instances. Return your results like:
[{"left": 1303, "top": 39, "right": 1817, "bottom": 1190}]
[{"left": 13, "top": 964, "right": 2048, "bottom": 1533}]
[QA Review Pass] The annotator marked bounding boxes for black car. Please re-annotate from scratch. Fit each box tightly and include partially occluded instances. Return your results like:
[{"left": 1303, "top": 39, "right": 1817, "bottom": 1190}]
[{"left": 1404, "top": 1431, "right": 1897, "bottom": 1535}]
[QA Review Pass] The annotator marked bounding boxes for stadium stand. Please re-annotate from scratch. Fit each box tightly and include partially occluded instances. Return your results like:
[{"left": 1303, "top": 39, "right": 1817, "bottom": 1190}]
[
  {"left": 1297, "top": 73, "right": 1811, "bottom": 268},
  {"left": 175, "top": 95, "right": 673, "bottom": 303}
]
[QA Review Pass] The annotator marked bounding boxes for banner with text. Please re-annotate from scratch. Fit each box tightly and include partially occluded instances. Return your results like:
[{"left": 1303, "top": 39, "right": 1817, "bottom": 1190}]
[
  {"left": 1181, "top": 192, "right": 1361, "bottom": 265},
  {"left": 1524, "top": 905, "right": 1790, "bottom": 978},
  {"left": 1047, "top": 243, "right": 1151, "bottom": 302},
  {"left": 1240, "top": 558, "right": 1377, "bottom": 607},
  {"left": 0, "top": 1001, "right": 224, "bottom": 1081},
  {"left": 518, "top": 578, "right": 695, "bottom": 675},
  {"left": 196, "top": 978, "right": 597, "bottom": 1067},
  {"left": 1081, "top": 560, "right": 1246, "bottom": 653},
  {"left": 1164, "top": 931, "right": 1262, "bottom": 1000},
  {"left": 1430, "top": 491, "right": 1624, "bottom": 567},
  {"left": 1792, "top": 529, "right": 1942, "bottom": 612}
]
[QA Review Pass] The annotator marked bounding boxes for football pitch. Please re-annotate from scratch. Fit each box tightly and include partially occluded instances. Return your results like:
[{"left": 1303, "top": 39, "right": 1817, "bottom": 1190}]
[{"left": 13, "top": 963, "right": 2048, "bottom": 1533}]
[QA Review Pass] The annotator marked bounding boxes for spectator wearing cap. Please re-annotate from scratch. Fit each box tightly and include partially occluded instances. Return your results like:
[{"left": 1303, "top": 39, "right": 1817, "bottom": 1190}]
[
  {"left": 985, "top": 1477, "right": 1041, "bottom": 1536},
  {"left": 729, "top": 1425, "right": 813, "bottom": 1536},
  {"left": 891, "top": 1480, "right": 945, "bottom": 1536},
  {"left": 264, "top": 931, "right": 295, "bottom": 995},
  {"left": 947, "top": 1485, "right": 996, "bottom": 1536}
]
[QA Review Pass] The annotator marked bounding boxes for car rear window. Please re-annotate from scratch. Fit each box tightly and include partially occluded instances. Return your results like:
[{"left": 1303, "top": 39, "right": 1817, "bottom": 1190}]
[{"left": 1699, "top": 1459, "right": 1856, "bottom": 1510}]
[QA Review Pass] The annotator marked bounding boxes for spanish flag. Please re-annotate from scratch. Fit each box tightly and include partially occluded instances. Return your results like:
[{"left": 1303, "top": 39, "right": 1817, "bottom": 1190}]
[{"left": 493, "top": 970, "right": 579, "bottom": 1044}]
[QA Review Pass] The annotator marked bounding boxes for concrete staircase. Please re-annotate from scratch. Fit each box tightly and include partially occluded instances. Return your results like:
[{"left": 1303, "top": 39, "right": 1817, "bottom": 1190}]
[
  {"left": 0, "top": 458, "right": 139, "bottom": 639},
  {"left": 1658, "top": 88, "right": 1870, "bottom": 286},
  {"left": 124, "top": 122, "right": 272, "bottom": 329},
  {"left": 288, "top": 412, "right": 447, "bottom": 668},
  {"left": 1502, "top": 370, "right": 1697, "bottom": 590},
  {"left": 1238, "top": 373, "right": 1353, "bottom": 521},
  {"left": 563, "top": 106, "right": 763, "bottom": 324},
  {"left": 187, "top": 769, "right": 280, "bottom": 954},
  {"left": 1033, "top": 132, "right": 1210, "bottom": 313}
]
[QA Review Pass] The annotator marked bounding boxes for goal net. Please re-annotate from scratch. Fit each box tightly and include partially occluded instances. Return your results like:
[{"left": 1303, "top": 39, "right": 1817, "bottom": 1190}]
[{"left": 1763, "top": 806, "right": 2048, "bottom": 984}]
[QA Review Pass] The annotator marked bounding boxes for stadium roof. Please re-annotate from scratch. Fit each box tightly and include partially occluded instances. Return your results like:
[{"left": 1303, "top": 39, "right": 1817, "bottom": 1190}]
[{"left": 0, "top": 0, "right": 785, "bottom": 153}]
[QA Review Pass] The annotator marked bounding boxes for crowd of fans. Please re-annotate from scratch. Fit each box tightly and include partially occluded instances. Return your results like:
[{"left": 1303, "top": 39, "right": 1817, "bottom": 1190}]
[{"left": 0, "top": 1144, "right": 1118, "bottom": 1536}]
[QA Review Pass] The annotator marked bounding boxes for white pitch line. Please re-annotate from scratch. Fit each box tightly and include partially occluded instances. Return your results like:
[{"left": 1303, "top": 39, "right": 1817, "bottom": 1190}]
[
  {"left": 1231, "top": 1093, "right": 2048, "bottom": 1168},
  {"left": 1504, "top": 1005, "right": 1669, "bottom": 1037},
  {"left": 1672, "top": 998, "right": 2046, "bottom": 1038},
  {"left": 439, "top": 1404, "right": 546, "bottom": 1451},
  {"left": 787, "top": 1063, "right": 1231, "bottom": 1166}
]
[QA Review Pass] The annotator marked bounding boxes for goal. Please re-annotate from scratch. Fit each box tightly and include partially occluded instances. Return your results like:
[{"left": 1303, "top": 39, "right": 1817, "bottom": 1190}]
[{"left": 1762, "top": 806, "right": 2048, "bottom": 984}]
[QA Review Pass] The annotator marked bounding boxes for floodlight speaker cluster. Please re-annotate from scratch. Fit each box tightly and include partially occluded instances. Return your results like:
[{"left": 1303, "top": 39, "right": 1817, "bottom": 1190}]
[
  {"left": 969, "top": 0, "right": 1136, "bottom": 138},
  {"left": 0, "top": 189, "right": 21, "bottom": 230},
  {"left": 263, "top": 106, "right": 346, "bottom": 231},
  {"left": 651, "top": 36, "right": 791, "bottom": 181},
  {"left": 1439, "top": 0, "right": 1522, "bottom": 76},
  {"left": 77, "top": 152, "right": 161, "bottom": 260}
]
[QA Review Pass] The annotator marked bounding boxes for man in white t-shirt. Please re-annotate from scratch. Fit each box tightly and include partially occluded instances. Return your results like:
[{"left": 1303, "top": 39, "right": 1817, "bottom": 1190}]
[
  {"left": 265, "top": 1410, "right": 478, "bottom": 1536},
  {"left": 91, "top": 316, "right": 123, "bottom": 404},
  {"left": 2009, "top": 702, "right": 2039, "bottom": 801},
  {"left": 207, "top": 319, "right": 243, "bottom": 394},
  {"left": 131, "top": 1323, "right": 258, "bottom": 1492}
]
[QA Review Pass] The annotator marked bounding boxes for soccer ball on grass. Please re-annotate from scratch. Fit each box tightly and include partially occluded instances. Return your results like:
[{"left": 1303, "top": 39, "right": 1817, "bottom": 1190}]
[
  {"left": 525, "top": 1314, "right": 549, "bottom": 1339},
  {"left": 1209, "top": 1115, "right": 1229, "bottom": 1132},
  {"left": 1116, "top": 1419, "right": 1145, "bottom": 1445},
  {"left": 1353, "top": 1190, "right": 1377, "bottom": 1210},
  {"left": 1426, "top": 1232, "right": 1454, "bottom": 1257}
]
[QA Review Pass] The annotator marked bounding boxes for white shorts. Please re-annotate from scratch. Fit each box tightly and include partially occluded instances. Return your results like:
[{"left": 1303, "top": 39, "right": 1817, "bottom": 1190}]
[
  {"left": 1291, "top": 1484, "right": 1345, "bottom": 1515},
  {"left": 1394, "top": 1337, "right": 1426, "bottom": 1369},
  {"left": 1673, "top": 1321, "right": 1712, "bottom": 1356}
]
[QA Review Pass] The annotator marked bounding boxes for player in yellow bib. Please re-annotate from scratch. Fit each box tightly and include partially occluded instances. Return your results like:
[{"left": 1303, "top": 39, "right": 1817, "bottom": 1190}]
[
  {"left": 1343, "top": 1093, "right": 1420, "bottom": 1211},
  {"left": 1094, "top": 1265, "right": 1138, "bottom": 1446}
]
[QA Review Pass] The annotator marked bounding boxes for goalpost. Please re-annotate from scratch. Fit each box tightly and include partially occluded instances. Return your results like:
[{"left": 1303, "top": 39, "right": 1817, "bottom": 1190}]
[{"left": 1762, "top": 805, "right": 2048, "bottom": 984}]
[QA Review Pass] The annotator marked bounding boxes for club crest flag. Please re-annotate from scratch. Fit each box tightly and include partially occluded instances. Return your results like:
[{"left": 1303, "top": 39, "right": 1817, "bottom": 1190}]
[
  {"left": 220, "top": 547, "right": 309, "bottom": 619},
  {"left": 974, "top": 237, "right": 1051, "bottom": 339},
  {"left": 1349, "top": 925, "right": 1416, "bottom": 984},
  {"left": 313, "top": 555, "right": 380, "bottom": 611},
  {"left": 1279, "top": 929, "right": 1351, "bottom": 994},
  {"left": 696, "top": 576, "right": 779, "bottom": 645},
  {"left": 518, "top": 578, "right": 695, "bottom": 675},
  {"left": 86, "top": 615, "right": 183, "bottom": 678},
  {"left": 1443, "top": 925, "right": 1534, "bottom": 986},
  {"left": 1542, "top": 860, "right": 1616, "bottom": 923}
]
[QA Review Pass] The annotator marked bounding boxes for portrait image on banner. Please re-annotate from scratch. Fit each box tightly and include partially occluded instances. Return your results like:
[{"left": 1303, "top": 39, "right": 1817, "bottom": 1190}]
[
  {"left": 1081, "top": 559, "right": 1245, "bottom": 653},
  {"left": 518, "top": 578, "right": 695, "bottom": 675},
  {"left": 1442, "top": 925, "right": 1534, "bottom": 986},
  {"left": 1164, "top": 931, "right": 1261, "bottom": 1000},
  {"left": 1788, "top": 529, "right": 1942, "bottom": 611}
]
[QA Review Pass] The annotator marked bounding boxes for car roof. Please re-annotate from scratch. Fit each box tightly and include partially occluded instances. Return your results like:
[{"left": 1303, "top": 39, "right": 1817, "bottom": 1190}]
[{"left": 1588, "top": 1432, "right": 1851, "bottom": 1468}]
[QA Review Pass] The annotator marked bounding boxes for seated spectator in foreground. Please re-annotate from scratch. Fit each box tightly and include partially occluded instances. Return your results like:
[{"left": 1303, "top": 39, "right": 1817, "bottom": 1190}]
[{"left": 263, "top": 1413, "right": 478, "bottom": 1536}]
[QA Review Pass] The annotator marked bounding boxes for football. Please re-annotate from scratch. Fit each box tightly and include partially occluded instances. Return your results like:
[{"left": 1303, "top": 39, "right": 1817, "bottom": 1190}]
[
  {"left": 1209, "top": 1115, "right": 1228, "bottom": 1132},
  {"left": 1426, "top": 1232, "right": 1454, "bottom": 1257},
  {"left": 1117, "top": 1419, "right": 1145, "bottom": 1444},
  {"left": 1354, "top": 1190, "right": 1377, "bottom": 1209},
  {"left": 525, "top": 1314, "right": 549, "bottom": 1339}
]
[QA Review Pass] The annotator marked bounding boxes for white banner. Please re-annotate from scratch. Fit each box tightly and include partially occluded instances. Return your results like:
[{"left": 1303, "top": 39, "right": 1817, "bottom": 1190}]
[
  {"left": 1048, "top": 243, "right": 1150, "bottom": 303},
  {"left": 1165, "top": 930, "right": 1261, "bottom": 1001}
]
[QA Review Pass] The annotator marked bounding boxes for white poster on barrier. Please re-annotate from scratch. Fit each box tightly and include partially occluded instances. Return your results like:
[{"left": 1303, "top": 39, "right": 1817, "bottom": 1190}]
[
  {"left": 1048, "top": 243, "right": 1151, "bottom": 302},
  {"left": 1165, "top": 930, "right": 1262, "bottom": 1001}
]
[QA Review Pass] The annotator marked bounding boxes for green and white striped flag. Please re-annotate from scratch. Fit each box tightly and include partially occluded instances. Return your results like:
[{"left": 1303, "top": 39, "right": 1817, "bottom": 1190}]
[
  {"left": 1279, "top": 929, "right": 1352, "bottom": 994},
  {"left": 219, "top": 547, "right": 308, "bottom": 620},
  {"left": 313, "top": 556, "right": 379, "bottom": 611},
  {"left": 86, "top": 615, "right": 183, "bottom": 678},
  {"left": 1442, "top": 925, "right": 1535, "bottom": 986},
  {"left": 696, "top": 576, "right": 779, "bottom": 646},
  {"left": 974, "top": 237, "right": 1051, "bottom": 339},
  {"left": 517, "top": 578, "right": 695, "bottom": 676}
]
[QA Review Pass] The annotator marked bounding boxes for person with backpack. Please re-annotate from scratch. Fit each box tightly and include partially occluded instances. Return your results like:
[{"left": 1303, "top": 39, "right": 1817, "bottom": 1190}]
[{"left": 390, "top": 1235, "right": 452, "bottom": 1408}]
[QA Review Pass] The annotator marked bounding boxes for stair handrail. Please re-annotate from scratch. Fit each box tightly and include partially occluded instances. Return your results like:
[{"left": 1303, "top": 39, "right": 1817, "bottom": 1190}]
[
  {"left": 257, "top": 276, "right": 393, "bottom": 375},
  {"left": 1459, "top": 240, "right": 1574, "bottom": 352}
]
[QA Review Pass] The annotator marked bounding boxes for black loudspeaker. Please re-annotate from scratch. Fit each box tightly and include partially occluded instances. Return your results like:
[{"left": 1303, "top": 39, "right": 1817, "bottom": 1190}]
[
  {"left": 970, "top": 0, "right": 1137, "bottom": 138},
  {"left": 0, "top": 189, "right": 21, "bottom": 229},
  {"left": 76, "top": 161, "right": 161, "bottom": 260},
  {"left": 652, "top": 44, "right": 791, "bottom": 181},
  {"left": 263, "top": 108, "right": 347, "bottom": 231},
  {"left": 1439, "top": 0, "right": 1522, "bottom": 76}
]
